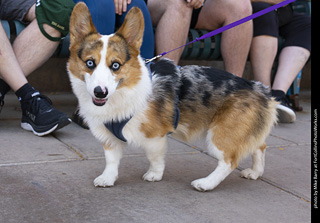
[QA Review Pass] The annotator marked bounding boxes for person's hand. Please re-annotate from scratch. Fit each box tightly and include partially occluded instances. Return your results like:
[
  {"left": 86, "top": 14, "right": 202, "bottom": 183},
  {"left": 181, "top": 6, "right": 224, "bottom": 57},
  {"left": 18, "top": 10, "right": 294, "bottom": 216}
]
[
  {"left": 186, "top": 0, "right": 205, "bottom": 9},
  {"left": 114, "top": 0, "right": 132, "bottom": 15}
]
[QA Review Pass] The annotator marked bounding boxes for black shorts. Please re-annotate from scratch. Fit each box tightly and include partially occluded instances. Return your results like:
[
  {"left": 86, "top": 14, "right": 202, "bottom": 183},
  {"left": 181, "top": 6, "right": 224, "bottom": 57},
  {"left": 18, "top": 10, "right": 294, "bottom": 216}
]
[
  {"left": 252, "top": 2, "right": 311, "bottom": 52},
  {"left": 190, "top": 7, "right": 202, "bottom": 29},
  {"left": 0, "top": 0, "right": 35, "bottom": 23}
]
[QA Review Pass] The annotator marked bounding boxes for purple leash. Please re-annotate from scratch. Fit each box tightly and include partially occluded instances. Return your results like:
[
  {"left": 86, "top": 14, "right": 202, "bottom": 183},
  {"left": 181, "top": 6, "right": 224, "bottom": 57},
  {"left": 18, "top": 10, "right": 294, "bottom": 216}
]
[{"left": 145, "top": 0, "right": 296, "bottom": 64}]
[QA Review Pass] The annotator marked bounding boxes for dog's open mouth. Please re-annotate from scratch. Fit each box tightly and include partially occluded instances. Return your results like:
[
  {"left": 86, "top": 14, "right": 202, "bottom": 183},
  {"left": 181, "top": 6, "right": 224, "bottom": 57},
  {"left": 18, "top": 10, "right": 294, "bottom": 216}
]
[{"left": 92, "top": 97, "right": 107, "bottom": 106}]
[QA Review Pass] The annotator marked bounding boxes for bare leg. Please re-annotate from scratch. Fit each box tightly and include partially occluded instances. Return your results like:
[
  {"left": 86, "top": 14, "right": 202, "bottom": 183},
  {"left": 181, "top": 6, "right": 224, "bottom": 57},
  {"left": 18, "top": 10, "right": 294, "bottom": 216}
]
[
  {"left": 250, "top": 35, "right": 278, "bottom": 87},
  {"left": 0, "top": 24, "right": 28, "bottom": 91},
  {"left": 0, "top": 4, "right": 60, "bottom": 91},
  {"left": 148, "top": 0, "right": 192, "bottom": 64},
  {"left": 196, "top": 0, "right": 252, "bottom": 77},
  {"left": 13, "top": 5, "right": 61, "bottom": 76},
  {"left": 272, "top": 46, "right": 310, "bottom": 93}
]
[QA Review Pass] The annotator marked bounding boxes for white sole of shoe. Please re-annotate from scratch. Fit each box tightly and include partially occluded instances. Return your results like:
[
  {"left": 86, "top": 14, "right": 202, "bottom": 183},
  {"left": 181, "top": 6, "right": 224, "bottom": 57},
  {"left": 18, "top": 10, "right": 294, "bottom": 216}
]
[
  {"left": 276, "top": 104, "right": 296, "bottom": 123},
  {"left": 21, "top": 122, "right": 59, "bottom": 137}
]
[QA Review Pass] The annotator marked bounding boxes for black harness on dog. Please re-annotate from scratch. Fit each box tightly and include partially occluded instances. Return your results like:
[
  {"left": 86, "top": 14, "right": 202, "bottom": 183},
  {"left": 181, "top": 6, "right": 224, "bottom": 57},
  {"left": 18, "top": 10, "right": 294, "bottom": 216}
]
[
  {"left": 104, "top": 116, "right": 132, "bottom": 142},
  {"left": 104, "top": 62, "right": 180, "bottom": 142}
]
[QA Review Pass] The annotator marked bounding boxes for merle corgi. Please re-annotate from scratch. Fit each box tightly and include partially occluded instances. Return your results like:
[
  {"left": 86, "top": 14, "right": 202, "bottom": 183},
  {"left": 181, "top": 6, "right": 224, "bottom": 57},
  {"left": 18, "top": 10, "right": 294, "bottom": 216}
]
[{"left": 67, "top": 3, "right": 278, "bottom": 191}]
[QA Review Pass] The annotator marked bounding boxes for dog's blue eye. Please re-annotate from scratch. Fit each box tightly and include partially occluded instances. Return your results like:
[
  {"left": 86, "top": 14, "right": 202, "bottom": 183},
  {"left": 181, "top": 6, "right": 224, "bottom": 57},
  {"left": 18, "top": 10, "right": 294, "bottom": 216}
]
[
  {"left": 111, "top": 62, "right": 120, "bottom": 71},
  {"left": 86, "top": 60, "right": 96, "bottom": 69}
]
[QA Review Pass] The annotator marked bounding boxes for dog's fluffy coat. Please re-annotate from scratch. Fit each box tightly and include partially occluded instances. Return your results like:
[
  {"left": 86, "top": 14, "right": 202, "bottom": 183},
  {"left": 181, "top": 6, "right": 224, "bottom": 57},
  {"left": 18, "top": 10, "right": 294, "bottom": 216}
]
[{"left": 67, "top": 3, "right": 278, "bottom": 191}]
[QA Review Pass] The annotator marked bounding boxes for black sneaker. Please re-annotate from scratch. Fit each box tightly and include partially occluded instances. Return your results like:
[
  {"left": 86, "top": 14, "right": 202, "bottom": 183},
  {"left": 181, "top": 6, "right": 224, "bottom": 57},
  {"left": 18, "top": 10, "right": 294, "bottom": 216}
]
[
  {"left": 275, "top": 95, "right": 296, "bottom": 123},
  {"left": 20, "top": 92, "right": 71, "bottom": 136}
]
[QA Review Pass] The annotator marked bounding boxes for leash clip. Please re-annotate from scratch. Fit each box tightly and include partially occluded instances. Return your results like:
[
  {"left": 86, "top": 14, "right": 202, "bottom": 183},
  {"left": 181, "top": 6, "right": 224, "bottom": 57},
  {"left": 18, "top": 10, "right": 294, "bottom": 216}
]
[{"left": 145, "top": 54, "right": 163, "bottom": 64}]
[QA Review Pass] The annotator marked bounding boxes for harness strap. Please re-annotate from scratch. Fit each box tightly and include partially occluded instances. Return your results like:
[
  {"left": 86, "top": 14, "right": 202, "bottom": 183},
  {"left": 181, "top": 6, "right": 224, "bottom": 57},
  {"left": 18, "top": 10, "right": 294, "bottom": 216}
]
[{"left": 104, "top": 116, "right": 132, "bottom": 142}]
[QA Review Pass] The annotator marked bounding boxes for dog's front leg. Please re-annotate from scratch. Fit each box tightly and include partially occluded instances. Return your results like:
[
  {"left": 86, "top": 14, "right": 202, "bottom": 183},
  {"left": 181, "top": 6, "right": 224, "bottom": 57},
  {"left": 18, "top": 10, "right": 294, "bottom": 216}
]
[
  {"left": 142, "top": 137, "right": 167, "bottom": 182},
  {"left": 94, "top": 144, "right": 123, "bottom": 187}
]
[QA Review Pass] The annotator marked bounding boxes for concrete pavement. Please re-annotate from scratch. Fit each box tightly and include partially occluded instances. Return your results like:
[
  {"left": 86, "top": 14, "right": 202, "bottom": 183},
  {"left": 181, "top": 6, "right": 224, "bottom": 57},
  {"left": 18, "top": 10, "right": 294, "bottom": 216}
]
[{"left": 0, "top": 91, "right": 311, "bottom": 223}]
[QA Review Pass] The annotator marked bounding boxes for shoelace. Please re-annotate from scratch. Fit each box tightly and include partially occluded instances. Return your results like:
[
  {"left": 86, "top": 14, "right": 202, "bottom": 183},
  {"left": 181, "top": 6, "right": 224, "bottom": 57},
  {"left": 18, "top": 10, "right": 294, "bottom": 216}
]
[
  {"left": 281, "top": 95, "right": 292, "bottom": 108},
  {"left": 27, "top": 92, "right": 53, "bottom": 114}
]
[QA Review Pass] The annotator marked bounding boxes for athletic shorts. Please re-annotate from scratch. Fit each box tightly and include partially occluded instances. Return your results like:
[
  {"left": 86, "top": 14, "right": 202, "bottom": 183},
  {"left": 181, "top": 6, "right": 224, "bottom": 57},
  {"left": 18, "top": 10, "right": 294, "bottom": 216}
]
[
  {"left": 252, "top": 2, "right": 311, "bottom": 52},
  {"left": 0, "top": 0, "right": 35, "bottom": 23},
  {"left": 35, "top": 0, "right": 75, "bottom": 41},
  {"left": 190, "top": 7, "right": 202, "bottom": 29}
]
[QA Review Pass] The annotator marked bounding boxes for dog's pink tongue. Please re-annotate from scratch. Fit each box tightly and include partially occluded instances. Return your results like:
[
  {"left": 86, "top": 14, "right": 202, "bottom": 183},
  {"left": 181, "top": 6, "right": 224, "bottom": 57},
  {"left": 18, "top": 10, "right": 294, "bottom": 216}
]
[{"left": 92, "top": 98, "right": 107, "bottom": 106}]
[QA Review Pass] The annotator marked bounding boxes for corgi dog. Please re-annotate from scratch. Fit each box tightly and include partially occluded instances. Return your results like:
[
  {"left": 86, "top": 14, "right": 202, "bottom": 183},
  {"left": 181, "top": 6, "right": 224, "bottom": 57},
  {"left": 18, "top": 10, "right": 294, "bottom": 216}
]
[{"left": 67, "top": 3, "right": 278, "bottom": 192}]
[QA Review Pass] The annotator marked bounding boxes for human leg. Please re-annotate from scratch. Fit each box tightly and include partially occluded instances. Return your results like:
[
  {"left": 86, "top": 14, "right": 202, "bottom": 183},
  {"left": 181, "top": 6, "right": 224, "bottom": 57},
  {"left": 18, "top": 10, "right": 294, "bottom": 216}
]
[
  {"left": 0, "top": 23, "right": 28, "bottom": 92},
  {"left": 270, "top": 46, "right": 309, "bottom": 123},
  {"left": 250, "top": 2, "right": 279, "bottom": 87},
  {"left": 249, "top": 3, "right": 294, "bottom": 123},
  {"left": 147, "top": 0, "right": 192, "bottom": 64},
  {"left": 250, "top": 36, "right": 278, "bottom": 87},
  {"left": 272, "top": 12, "right": 310, "bottom": 123},
  {"left": 0, "top": 23, "right": 71, "bottom": 134},
  {"left": 272, "top": 46, "right": 310, "bottom": 93},
  {"left": 195, "top": 0, "right": 252, "bottom": 77},
  {"left": 273, "top": 12, "right": 311, "bottom": 93},
  {"left": 0, "top": 3, "right": 71, "bottom": 133},
  {"left": 12, "top": 5, "right": 61, "bottom": 76}
]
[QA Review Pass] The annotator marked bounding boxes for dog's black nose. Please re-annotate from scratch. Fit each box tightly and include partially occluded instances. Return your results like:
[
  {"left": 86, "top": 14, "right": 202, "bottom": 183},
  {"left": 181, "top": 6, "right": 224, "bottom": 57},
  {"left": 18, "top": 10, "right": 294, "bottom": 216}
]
[{"left": 94, "top": 86, "right": 108, "bottom": 98}]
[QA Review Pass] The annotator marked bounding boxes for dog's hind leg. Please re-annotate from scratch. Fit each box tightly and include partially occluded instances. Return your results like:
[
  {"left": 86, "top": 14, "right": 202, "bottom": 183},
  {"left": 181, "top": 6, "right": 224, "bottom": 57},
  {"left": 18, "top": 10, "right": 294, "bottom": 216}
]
[
  {"left": 142, "top": 137, "right": 167, "bottom": 182},
  {"left": 191, "top": 133, "right": 234, "bottom": 191},
  {"left": 191, "top": 160, "right": 233, "bottom": 192},
  {"left": 241, "top": 143, "right": 267, "bottom": 180},
  {"left": 94, "top": 143, "right": 123, "bottom": 187}
]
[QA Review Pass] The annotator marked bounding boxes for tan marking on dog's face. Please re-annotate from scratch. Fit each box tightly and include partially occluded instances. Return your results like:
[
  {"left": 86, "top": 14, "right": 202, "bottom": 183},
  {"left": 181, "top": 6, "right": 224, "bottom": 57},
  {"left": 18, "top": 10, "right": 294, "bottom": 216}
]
[
  {"left": 78, "top": 36, "right": 103, "bottom": 71},
  {"left": 105, "top": 6, "right": 145, "bottom": 90},
  {"left": 105, "top": 34, "right": 142, "bottom": 89},
  {"left": 68, "top": 34, "right": 103, "bottom": 81}
]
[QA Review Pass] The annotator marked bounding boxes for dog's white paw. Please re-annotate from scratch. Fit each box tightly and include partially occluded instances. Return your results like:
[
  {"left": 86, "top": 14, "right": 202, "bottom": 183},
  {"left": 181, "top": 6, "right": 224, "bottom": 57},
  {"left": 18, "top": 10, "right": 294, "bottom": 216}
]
[
  {"left": 191, "top": 178, "right": 214, "bottom": 192},
  {"left": 143, "top": 170, "right": 163, "bottom": 182},
  {"left": 240, "top": 168, "right": 261, "bottom": 180},
  {"left": 93, "top": 174, "right": 118, "bottom": 187}
]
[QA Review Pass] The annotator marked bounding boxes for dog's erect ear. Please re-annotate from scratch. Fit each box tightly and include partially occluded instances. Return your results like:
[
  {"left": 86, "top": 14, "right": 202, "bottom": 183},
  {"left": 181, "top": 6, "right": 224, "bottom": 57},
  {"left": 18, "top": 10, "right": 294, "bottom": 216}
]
[
  {"left": 69, "top": 2, "right": 97, "bottom": 46},
  {"left": 116, "top": 7, "right": 145, "bottom": 52}
]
